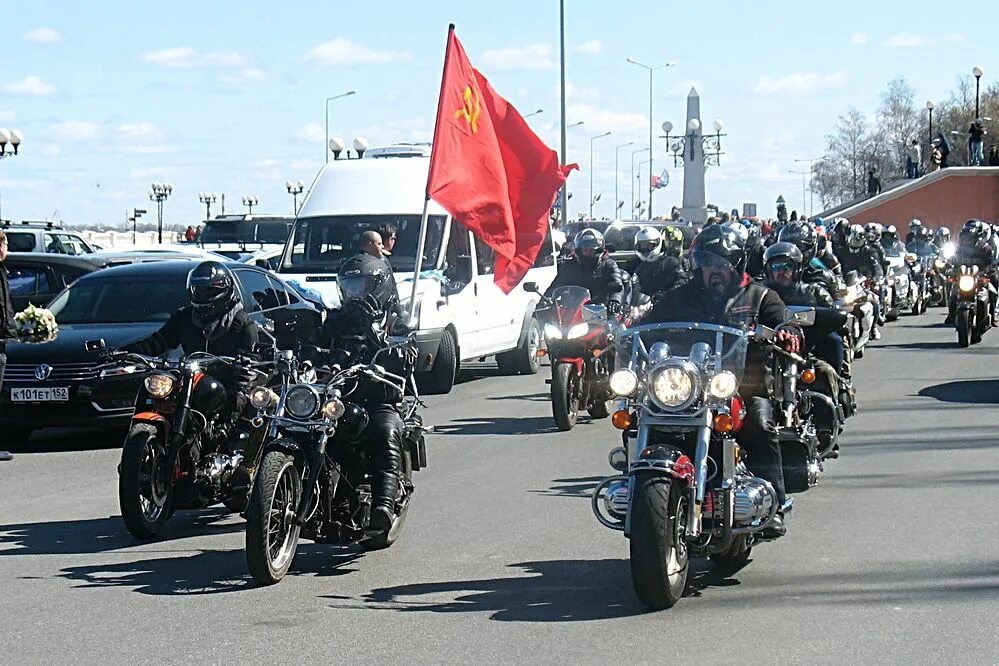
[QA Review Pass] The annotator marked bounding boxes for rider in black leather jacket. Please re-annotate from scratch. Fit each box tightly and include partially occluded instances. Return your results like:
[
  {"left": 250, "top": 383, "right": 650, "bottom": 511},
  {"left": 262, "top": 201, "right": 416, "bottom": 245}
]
[{"left": 546, "top": 229, "right": 624, "bottom": 313}]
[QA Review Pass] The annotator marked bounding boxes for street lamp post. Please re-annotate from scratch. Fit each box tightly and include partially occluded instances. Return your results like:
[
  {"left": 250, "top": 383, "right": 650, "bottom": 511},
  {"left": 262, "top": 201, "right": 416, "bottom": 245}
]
[
  {"left": 788, "top": 170, "right": 808, "bottom": 216},
  {"left": 973, "top": 66, "right": 984, "bottom": 118},
  {"left": 242, "top": 196, "right": 259, "bottom": 214},
  {"left": 926, "top": 100, "right": 935, "bottom": 147},
  {"left": 627, "top": 57, "right": 675, "bottom": 220},
  {"left": 794, "top": 155, "right": 825, "bottom": 217},
  {"left": 662, "top": 118, "right": 726, "bottom": 167},
  {"left": 555, "top": 121, "right": 584, "bottom": 223},
  {"left": 558, "top": 0, "right": 568, "bottom": 226},
  {"left": 589, "top": 131, "right": 611, "bottom": 219},
  {"left": 148, "top": 182, "right": 173, "bottom": 244},
  {"left": 524, "top": 109, "right": 543, "bottom": 119},
  {"left": 198, "top": 192, "right": 217, "bottom": 219},
  {"left": 129, "top": 208, "right": 146, "bottom": 244},
  {"left": 325, "top": 90, "right": 357, "bottom": 163},
  {"left": 630, "top": 147, "right": 650, "bottom": 217},
  {"left": 614, "top": 141, "right": 634, "bottom": 219},
  {"left": 638, "top": 159, "right": 652, "bottom": 216},
  {"left": 285, "top": 180, "right": 305, "bottom": 215},
  {"left": 0, "top": 128, "right": 23, "bottom": 161}
]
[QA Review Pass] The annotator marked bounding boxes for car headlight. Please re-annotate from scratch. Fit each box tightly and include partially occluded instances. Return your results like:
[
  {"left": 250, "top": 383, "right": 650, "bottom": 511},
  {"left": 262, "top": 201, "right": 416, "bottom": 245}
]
[
  {"left": 249, "top": 386, "right": 278, "bottom": 410},
  {"left": 566, "top": 322, "right": 589, "bottom": 339},
  {"left": 321, "top": 397, "right": 346, "bottom": 420},
  {"left": 543, "top": 323, "right": 562, "bottom": 340},
  {"left": 959, "top": 275, "right": 976, "bottom": 292},
  {"left": 609, "top": 369, "right": 639, "bottom": 396},
  {"left": 285, "top": 385, "right": 320, "bottom": 419},
  {"left": 144, "top": 373, "right": 175, "bottom": 398},
  {"left": 650, "top": 365, "right": 697, "bottom": 410},
  {"left": 708, "top": 371, "right": 738, "bottom": 399}
]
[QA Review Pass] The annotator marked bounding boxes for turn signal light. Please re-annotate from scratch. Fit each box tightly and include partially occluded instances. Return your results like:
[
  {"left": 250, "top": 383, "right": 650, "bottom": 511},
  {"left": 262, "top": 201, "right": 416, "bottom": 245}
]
[
  {"left": 592, "top": 348, "right": 603, "bottom": 358},
  {"left": 536, "top": 348, "right": 548, "bottom": 357},
  {"left": 611, "top": 410, "right": 633, "bottom": 430},
  {"left": 801, "top": 368, "right": 816, "bottom": 384},
  {"left": 713, "top": 412, "right": 735, "bottom": 433}
]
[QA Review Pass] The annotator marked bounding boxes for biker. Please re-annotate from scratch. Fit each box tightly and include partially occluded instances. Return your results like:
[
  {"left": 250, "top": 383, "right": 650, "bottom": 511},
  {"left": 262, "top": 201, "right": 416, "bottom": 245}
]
[
  {"left": 934, "top": 227, "right": 952, "bottom": 254},
  {"left": 546, "top": 228, "right": 624, "bottom": 314},
  {"left": 905, "top": 219, "right": 924, "bottom": 246},
  {"left": 778, "top": 220, "right": 838, "bottom": 296},
  {"left": 907, "top": 225, "right": 938, "bottom": 257},
  {"left": 310, "top": 252, "right": 414, "bottom": 533},
  {"left": 865, "top": 223, "right": 890, "bottom": 273},
  {"left": 627, "top": 226, "right": 686, "bottom": 307},
  {"left": 949, "top": 220, "right": 999, "bottom": 326},
  {"left": 644, "top": 224, "right": 802, "bottom": 538},
  {"left": 830, "top": 217, "right": 851, "bottom": 257},
  {"left": 840, "top": 224, "right": 885, "bottom": 340},
  {"left": 813, "top": 224, "right": 842, "bottom": 275}
]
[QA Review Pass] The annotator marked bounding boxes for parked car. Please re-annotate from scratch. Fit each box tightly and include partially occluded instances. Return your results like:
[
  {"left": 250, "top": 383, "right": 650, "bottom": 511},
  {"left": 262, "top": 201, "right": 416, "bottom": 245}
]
[
  {"left": 0, "top": 261, "right": 322, "bottom": 445},
  {"left": 604, "top": 220, "right": 692, "bottom": 267},
  {"left": 4, "top": 254, "right": 101, "bottom": 312},
  {"left": 2, "top": 221, "right": 96, "bottom": 255}
]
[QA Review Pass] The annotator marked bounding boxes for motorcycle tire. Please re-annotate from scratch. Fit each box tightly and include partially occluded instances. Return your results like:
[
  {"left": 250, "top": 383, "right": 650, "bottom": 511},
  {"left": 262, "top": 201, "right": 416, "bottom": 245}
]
[
  {"left": 119, "top": 423, "right": 173, "bottom": 539},
  {"left": 629, "top": 472, "right": 689, "bottom": 610},
  {"left": 587, "top": 399, "right": 610, "bottom": 419},
  {"left": 710, "top": 534, "right": 753, "bottom": 570},
  {"left": 551, "top": 362, "right": 579, "bottom": 431},
  {"left": 362, "top": 448, "right": 414, "bottom": 551},
  {"left": 957, "top": 310, "right": 971, "bottom": 348},
  {"left": 246, "top": 449, "right": 302, "bottom": 586}
]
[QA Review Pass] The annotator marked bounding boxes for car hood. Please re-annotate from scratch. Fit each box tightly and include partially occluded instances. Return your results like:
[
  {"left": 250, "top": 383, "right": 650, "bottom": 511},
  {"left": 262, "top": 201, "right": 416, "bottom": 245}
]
[{"left": 4, "top": 322, "right": 162, "bottom": 365}]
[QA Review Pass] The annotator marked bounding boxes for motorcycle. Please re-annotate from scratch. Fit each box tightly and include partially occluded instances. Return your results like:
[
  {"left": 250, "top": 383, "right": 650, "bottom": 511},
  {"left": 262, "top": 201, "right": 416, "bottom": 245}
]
[
  {"left": 836, "top": 271, "right": 875, "bottom": 360},
  {"left": 243, "top": 334, "right": 428, "bottom": 585},
  {"left": 591, "top": 318, "right": 799, "bottom": 609},
  {"left": 953, "top": 264, "right": 992, "bottom": 347},
  {"left": 920, "top": 255, "right": 949, "bottom": 308},
  {"left": 88, "top": 341, "right": 274, "bottom": 538},
  {"left": 525, "top": 282, "right": 620, "bottom": 431},
  {"left": 883, "top": 252, "right": 924, "bottom": 318}
]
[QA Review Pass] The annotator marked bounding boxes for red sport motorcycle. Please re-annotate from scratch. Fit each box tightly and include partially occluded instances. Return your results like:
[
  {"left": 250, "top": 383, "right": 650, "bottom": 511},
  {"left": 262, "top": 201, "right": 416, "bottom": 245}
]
[{"left": 526, "top": 283, "right": 620, "bottom": 431}]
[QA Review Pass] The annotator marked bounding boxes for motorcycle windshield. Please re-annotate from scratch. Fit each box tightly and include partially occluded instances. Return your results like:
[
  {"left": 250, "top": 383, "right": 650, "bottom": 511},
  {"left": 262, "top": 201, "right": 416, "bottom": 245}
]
[
  {"left": 551, "top": 286, "right": 591, "bottom": 326},
  {"left": 628, "top": 322, "right": 750, "bottom": 384}
]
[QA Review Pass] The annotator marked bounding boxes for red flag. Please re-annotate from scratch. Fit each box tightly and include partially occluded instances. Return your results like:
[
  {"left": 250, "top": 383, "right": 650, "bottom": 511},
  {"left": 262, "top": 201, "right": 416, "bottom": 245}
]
[{"left": 427, "top": 27, "right": 576, "bottom": 293}]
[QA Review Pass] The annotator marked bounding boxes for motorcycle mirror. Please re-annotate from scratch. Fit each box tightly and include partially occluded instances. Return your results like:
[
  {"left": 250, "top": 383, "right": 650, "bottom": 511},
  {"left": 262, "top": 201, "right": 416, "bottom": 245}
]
[
  {"left": 523, "top": 281, "right": 539, "bottom": 294},
  {"left": 784, "top": 306, "right": 816, "bottom": 327},
  {"left": 84, "top": 339, "right": 106, "bottom": 352}
]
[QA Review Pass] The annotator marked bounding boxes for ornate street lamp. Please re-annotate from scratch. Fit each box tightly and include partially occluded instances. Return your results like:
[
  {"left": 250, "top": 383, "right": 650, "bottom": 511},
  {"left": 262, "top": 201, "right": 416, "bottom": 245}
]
[{"left": 661, "top": 118, "right": 726, "bottom": 168}]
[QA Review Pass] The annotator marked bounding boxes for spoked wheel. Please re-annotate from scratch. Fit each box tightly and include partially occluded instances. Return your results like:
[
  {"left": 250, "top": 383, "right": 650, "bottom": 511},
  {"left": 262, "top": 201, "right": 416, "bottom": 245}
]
[
  {"left": 957, "top": 309, "right": 971, "bottom": 347},
  {"left": 551, "top": 362, "right": 580, "bottom": 431},
  {"left": 246, "top": 450, "right": 302, "bottom": 585},
  {"left": 118, "top": 424, "right": 173, "bottom": 539},
  {"left": 629, "top": 473, "right": 689, "bottom": 610}
]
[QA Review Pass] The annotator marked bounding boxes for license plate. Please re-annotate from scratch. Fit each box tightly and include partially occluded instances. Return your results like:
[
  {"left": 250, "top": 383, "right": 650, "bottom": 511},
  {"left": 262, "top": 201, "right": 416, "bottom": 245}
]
[{"left": 10, "top": 387, "right": 70, "bottom": 402}]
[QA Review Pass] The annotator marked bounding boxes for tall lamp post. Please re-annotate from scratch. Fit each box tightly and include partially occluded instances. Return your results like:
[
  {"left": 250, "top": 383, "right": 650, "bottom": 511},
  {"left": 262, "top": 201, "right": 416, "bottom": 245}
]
[
  {"left": 589, "top": 131, "right": 611, "bottom": 219},
  {"left": 285, "top": 180, "right": 305, "bottom": 215},
  {"left": 926, "top": 100, "right": 935, "bottom": 146},
  {"left": 630, "top": 146, "right": 650, "bottom": 217},
  {"left": 148, "top": 182, "right": 173, "bottom": 244},
  {"left": 325, "top": 90, "right": 357, "bottom": 163},
  {"left": 637, "top": 159, "right": 652, "bottom": 216},
  {"left": 558, "top": 0, "right": 568, "bottom": 226},
  {"left": 524, "top": 109, "right": 543, "bottom": 118},
  {"left": 0, "top": 128, "right": 23, "bottom": 160},
  {"left": 242, "top": 196, "right": 259, "bottom": 214},
  {"left": 198, "top": 192, "right": 217, "bottom": 219},
  {"left": 556, "top": 121, "right": 584, "bottom": 223},
  {"left": 129, "top": 208, "right": 146, "bottom": 244},
  {"left": 614, "top": 141, "right": 634, "bottom": 218},
  {"left": 788, "top": 170, "right": 808, "bottom": 216},
  {"left": 626, "top": 57, "right": 675, "bottom": 219},
  {"left": 973, "top": 66, "right": 984, "bottom": 118},
  {"left": 794, "top": 155, "right": 825, "bottom": 217}
]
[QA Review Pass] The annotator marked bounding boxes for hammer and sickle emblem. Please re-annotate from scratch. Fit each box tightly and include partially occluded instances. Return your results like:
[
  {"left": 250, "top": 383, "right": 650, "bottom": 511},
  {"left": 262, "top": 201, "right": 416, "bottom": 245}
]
[{"left": 455, "top": 85, "right": 481, "bottom": 133}]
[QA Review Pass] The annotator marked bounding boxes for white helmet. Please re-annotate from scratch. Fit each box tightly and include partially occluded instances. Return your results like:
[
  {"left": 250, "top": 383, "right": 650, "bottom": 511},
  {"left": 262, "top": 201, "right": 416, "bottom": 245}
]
[
  {"left": 634, "top": 226, "right": 664, "bottom": 262},
  {"left": 723, "top": 220, "right": 750, "bottom": 243}
]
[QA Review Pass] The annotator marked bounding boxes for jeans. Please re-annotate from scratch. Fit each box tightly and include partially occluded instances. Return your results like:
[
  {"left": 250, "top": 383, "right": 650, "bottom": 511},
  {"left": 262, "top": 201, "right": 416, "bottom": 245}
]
[
  {"left": 906, "top": 159, "right": 918, "bottom": 178},
  {"left": 737, "top": 396, "right": 785, "bottom": 504},
  {"left": 812, "top": 331, "right": 845, "bottom": 376},
  {"left": 970, "top": 140, "right": 985, "bottom": 166}
]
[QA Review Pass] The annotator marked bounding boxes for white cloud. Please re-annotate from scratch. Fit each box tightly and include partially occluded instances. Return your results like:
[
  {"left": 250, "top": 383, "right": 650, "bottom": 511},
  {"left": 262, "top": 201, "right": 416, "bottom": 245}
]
[
  {"left": 885, "top": 33, "right": 963, "bottom": 48},
  {"left": 296, "top": 122, "right": 326, "bottom": 143},
  {"left": 754, "top": 71, "right": 847, "bottom": 95},
  {"left": 851, "top": 33, "right": 868, "bottom": 45},
  {"left": 51, "top": 120, "right": 100, "bottom": 141},
  {"left": 117, "top": 122, "right": 157, "bottom": 139},
  {"left": 552, "top": 82, "right": 600, "bottom": 102},
  {"left": 304, "top": 38, "right": 413, "bottom": 65},
  {"left": 142, "top": 47, "right": 247, "bottom": 68},
  {"left": 24, "top": 27, "right": 62, "bottom": 43},
  {"left": 221, "top": 68, "right": 266, "bottom": 83},
  {"left": 574, "top": 39, "right": 603, "bottom": 55},
  {"left": 566, "top": 103, "right": 647, "bottom": 136},
  {"left": 481, "top": 43, "right": 555, "bottom": 71},
  {"left": 4, "top": 75, "right": 57, "bottom": 95}
]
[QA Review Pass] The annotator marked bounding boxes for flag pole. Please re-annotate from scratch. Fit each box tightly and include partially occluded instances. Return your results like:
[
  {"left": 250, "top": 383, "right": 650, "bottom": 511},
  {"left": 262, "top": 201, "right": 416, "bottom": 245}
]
[{"left": 409, "top": 23, "right": 456, "bottom": 323}]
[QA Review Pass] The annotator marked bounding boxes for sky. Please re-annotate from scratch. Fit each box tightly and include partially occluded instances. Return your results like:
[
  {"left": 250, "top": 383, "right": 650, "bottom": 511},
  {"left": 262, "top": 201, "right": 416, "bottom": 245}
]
[{"left": 0, "top": 0, "right": 996, "bottom": 227}]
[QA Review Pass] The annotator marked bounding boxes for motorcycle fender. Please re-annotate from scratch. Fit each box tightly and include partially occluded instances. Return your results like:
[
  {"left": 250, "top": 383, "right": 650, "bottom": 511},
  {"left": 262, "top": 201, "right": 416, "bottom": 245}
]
[
  {"left": 558, "top": 357, "right": 585, "bottom": 376},
  {"left": 265, "top": 437, "right": 303, "bottom": 457},
  {"left": 957, "top": 301, "right": 976, "bottom": 311},
  {"left": 132, "top": 412, "right": 171, "bottom": 441}
]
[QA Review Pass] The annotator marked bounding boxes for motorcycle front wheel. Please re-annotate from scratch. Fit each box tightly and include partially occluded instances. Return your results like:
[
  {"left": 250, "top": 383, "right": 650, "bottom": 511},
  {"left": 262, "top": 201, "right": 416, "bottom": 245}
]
[
  {"left": 551, "top": 362, "right": 580, "bottom": 431},
  {"left": 957, "top": 309, "right": 972, "bottom": 347},
  {"left": 119, "top": 423, "right": 173, "bottom": 539},
  {"left": 629, "top": 472, "right": 689, "bottom": 610},
  {"left": 246, "top": 449, "right": 302, "bottom": 585}
]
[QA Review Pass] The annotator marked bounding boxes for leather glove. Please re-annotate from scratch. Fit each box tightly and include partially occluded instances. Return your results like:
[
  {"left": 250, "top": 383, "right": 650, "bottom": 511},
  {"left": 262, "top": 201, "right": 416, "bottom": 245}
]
[
  {"left": 776, "top": 329, "right": 801, "bottom": 354},
  {"left": 607, "top": 301, "right": 622, "bottom": 316}
]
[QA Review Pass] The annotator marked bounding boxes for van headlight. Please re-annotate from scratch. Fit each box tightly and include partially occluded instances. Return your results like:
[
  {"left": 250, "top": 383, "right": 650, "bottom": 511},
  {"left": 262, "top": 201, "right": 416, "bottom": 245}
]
[
  {"left": 958, "top": 275, "right": 976, "bottom": 292},
  {"left": 708, "top": 371, "right": 738, "bottom": 399},
  {"left": 649, "top": 365, "right": 697, "bottom": 410},
  {"left": 566, "top": 323, "right": 589, "bottom": 339},
  {"left": 285, "top": 385, "right": 320, "bottom": 419},
  {"left": 543, "top": 323, "right": 562, "bottom": 340},
  {"left": 249, "top": 386, "right": 278, "bottom": 410},
  {"left": 144, "top": 373, "right": 175, "bottom": 398},
  {"left": 609, "top": 369, "right": 638, "bottom": 397}
]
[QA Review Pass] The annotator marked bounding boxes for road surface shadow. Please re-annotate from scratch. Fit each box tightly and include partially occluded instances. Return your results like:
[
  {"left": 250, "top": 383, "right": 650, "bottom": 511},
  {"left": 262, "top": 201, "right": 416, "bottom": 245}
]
[
  {"left": 822, "top": 469, "right": 999, "bottom": 489},
  {"left": 7, "top": 427, "right": 126, "bottom": 454},
  {"left": 918, "top": 379, "right": 999, "bottom": 404},
  {"left": 486, "top": 391, "right": 549, "bottom": 403},
  {"left": 530, "top": 476, "right": 605, "bottom": 498},
  {"left": 842, "top": 430, "right": 999, "bottom": 454},
  {"left": 876, "top": 341, "right": 960, "bottom": 351},
  {"left": 434, "top": 416, "right": 562, "bottom": 436},
  {"left": 354, "top": 559, "right": 647, "bottom": 621},
  {"left": 0, "top": 508, "right": 242, "bottom": 556}
]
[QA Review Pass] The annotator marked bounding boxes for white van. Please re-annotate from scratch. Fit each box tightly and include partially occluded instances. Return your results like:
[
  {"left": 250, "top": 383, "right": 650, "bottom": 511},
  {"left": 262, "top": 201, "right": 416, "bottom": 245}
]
[{"left": 277, "top": 143, "right": 557, "bottom": 394}]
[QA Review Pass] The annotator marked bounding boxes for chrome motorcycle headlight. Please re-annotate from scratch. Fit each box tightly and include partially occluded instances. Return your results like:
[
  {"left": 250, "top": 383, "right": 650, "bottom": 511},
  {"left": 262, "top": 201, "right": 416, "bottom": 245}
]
[
  {"left": 649, "top": 364, "right": 698, "bottom": 410},
  {"left": 708, "top": 371, "right": 738, "bottom": 399},
  {"left": 609, "top": 368, "right": 639, "bottom": 397},
  {"left": 543, "top": 323, "right": 563, "bottom": 340},
  {"left": 959, "top": 275, "right": 976, "bottom": 292},
  {"left": 249, "top": 386, "right": 278, "bottom": 410},
  {"left": 566, "top": 322, "right": 589, "bottom": 339},
  {"left": 285, "top": 385, "right": 320, "bottom": 419},
  {"left": 144, "top": 373, "right": 175, "bottom": 398}
]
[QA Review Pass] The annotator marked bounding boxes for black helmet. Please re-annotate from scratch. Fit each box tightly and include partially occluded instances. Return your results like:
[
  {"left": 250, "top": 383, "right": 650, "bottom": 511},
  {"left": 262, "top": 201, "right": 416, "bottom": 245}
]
[
  {"left": 573, "top": 228, "right": 605, "bottom": 263},
  {"left": 913, "top": 225, "right": 932, "bottom": 241},
  {"left": 777, "top": 221, "right": 818, "bottom": 262},
  {"left": 187, "top": 261, "right": 238, "bottom": 327},
  {"left": 689, "top": 224, "right": 747, "bottom": 297},
  {"left": 336, "top": 253, "right": 396, "bottom": 314},
  {"left": 763, "top": 242, "right": 804, "bottom": 284}
]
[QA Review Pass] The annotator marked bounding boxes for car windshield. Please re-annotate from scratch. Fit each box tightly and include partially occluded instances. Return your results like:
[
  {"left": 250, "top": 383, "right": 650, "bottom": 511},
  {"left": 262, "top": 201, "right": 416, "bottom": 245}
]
[
  {"left": 48, "top": 277, "right": 188, "bottom": 324},
  {"left": 281, "top": 214, "right": 446, "bottom": 273},
  {"left": 201, "top": 220, "right": 291, "bottom": 245}
]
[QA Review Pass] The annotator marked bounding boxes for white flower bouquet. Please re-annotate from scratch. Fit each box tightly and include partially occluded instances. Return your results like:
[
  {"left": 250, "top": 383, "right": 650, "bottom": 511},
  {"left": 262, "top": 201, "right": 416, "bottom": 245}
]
[{"left": 14, "top": 304, "right": 59, "bottom": 343}]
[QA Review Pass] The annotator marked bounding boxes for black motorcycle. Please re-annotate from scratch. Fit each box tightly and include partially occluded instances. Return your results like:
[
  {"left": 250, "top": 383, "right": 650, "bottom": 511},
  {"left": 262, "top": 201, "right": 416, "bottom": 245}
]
[
  {"left": 244, "top": 335, "right": 428, "bottom": 585},
  {"left": 953, "top": 265, "right": 991, "bottom": 347}
]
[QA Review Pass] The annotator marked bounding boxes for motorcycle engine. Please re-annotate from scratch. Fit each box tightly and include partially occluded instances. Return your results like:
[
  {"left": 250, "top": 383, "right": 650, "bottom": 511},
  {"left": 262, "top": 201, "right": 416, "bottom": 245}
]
[{"left": 732, "top": 475, "right": 777, "bottom": 526}]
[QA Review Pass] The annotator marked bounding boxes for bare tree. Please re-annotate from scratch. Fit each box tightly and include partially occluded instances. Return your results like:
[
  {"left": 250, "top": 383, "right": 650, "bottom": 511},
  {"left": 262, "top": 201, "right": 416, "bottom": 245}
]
[{"left": 874, "top": 78, "right": 920, "bottom": 182}]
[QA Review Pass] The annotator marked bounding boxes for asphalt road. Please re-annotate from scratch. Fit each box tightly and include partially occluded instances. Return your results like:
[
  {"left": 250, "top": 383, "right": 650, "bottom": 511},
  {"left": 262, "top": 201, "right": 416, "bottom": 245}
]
[{"left": 2, "top": 311, "right": 998, "bottom": 665}]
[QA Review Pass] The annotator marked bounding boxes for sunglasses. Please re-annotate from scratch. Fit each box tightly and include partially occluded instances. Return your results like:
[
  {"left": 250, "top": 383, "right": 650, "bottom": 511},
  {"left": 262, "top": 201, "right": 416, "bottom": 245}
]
[{"left": 768, "top": 261, "right": 795, "bottom": 273}]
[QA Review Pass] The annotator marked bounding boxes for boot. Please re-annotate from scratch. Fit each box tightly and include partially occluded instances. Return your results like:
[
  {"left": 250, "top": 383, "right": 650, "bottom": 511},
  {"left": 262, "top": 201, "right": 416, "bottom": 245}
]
[
  {"left": 761, "top": 512, "right": 786, "bottom": 540},
  {"left": 369, "top": 471, "right": 399, "bottom": 533}
]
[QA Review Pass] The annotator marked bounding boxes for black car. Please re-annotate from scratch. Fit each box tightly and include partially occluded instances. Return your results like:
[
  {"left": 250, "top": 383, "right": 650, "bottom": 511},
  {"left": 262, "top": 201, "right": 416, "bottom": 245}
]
[
  {"left": 4, "top": 253, "right": 100, "bottom": 312},
  {"left": 0, "top": 261, "right": 322, "bottom": 444}
]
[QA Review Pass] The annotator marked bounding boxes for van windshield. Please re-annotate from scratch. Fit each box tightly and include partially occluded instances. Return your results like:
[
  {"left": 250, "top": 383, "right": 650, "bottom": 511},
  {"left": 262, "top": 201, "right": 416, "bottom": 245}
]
[
  {"left": 281, "top": 214, "right": 446, "bottom": 273},
  {"left": 201, "top": 220, "right": 291, "bottom": 245}
]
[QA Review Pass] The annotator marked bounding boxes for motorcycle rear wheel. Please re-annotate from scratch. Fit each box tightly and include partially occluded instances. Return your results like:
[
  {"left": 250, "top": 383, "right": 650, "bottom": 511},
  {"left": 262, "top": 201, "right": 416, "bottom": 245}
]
[
  {"left": 119, "top": 423, "right": 173, "bottom": 539},
  {"left": 629, "top": 473, "right": 689, "bottom": 610},
  {"left": 246, "top": 449, "right": 302, "bottom": 585},
  {"left": 551, "top": 362, "right": 579, "bottom": 431},
  {"left": 957, "top": 310, "right": 971, "bottom": 348},
  {"left": 362, "top": 448, "right": 414, "bottom": 551}
]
